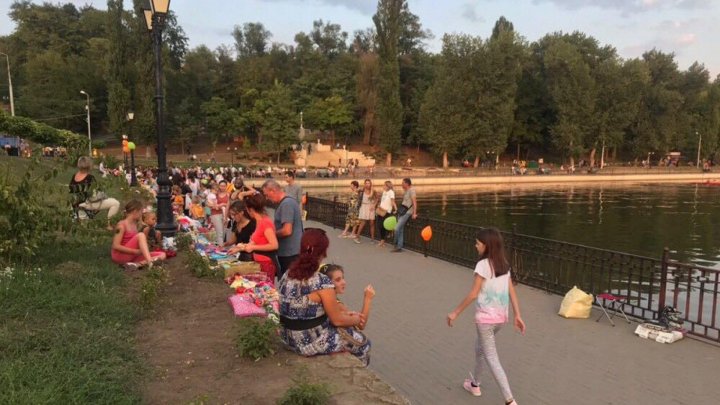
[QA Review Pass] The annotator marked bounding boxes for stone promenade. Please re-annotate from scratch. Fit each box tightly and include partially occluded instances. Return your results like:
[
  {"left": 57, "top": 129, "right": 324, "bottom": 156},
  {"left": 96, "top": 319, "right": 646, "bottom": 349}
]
[{"left": 314, "top": 221, "right": 720, "bottom": 405}]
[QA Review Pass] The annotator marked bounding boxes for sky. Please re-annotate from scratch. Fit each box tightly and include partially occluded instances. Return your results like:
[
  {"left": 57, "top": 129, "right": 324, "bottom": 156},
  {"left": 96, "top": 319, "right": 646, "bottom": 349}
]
[{"left": 1, "top": 0, "right": 719, "bottom": 77}]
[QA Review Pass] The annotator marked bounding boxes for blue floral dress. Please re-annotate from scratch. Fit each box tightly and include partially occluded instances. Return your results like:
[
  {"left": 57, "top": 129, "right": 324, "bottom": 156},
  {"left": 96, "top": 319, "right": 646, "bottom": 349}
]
[{"left": 278, "top": 272, "right": 371, "bottom": 365}]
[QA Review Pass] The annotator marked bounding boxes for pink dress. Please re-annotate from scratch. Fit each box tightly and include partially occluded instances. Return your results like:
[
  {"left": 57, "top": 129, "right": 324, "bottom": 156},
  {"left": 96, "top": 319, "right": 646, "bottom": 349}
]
[{"left": 111, "top": 228, "right": 164, "bottom": 265}]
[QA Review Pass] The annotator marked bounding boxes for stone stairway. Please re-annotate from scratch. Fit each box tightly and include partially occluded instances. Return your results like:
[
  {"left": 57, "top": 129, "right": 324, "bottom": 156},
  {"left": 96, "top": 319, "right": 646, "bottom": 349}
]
[{"left": 294, "top": 142, "right": 375, "bottom": 167}]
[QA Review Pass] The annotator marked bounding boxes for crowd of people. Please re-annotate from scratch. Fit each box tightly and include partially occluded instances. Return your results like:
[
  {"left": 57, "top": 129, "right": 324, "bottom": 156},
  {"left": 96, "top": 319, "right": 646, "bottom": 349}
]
[
  {"left": 69, "top": 157, "right": 524, "bottom": 404},
  {"left": 339, "top": 178, "right": 417, "bottom": 252}
]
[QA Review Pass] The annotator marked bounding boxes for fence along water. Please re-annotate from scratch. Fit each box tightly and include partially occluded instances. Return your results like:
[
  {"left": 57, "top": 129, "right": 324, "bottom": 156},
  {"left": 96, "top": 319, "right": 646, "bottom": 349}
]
[{"left": 306, "top": 196, "right": 720, "bottom": 343}]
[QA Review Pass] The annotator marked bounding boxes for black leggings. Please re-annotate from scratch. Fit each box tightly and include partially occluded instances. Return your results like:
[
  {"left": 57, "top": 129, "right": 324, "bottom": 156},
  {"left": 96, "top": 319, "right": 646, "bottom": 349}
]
[{"left": 376, "top": 213, "right": 390, "bottom": 240}]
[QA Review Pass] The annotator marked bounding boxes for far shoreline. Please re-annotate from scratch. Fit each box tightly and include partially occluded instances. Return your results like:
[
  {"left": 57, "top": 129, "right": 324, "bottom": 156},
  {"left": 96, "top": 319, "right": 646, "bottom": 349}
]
[{"left": 296, "top": 171, "right": 720, "bottom": 191}]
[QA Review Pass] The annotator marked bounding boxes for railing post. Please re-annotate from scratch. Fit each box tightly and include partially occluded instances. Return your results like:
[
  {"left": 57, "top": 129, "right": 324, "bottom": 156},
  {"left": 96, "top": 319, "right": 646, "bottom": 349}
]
[
  {"left": 332, "top": 196, "right": 338, "bottom": 229},
  {"left": 659, "top": 247, "right": 669, "bottom": 310}
]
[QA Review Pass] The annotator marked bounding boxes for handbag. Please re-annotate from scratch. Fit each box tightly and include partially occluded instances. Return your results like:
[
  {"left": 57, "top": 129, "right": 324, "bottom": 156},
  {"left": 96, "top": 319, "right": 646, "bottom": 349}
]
[
  {"left": 375, "top": 207, "right": 387, "bottom": 216},
  {"left": 397, "top": 203, "right": 412, "bottom": 217}
]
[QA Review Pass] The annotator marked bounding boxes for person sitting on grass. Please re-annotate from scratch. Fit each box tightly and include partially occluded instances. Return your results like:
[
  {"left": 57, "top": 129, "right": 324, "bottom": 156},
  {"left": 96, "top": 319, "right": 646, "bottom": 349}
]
[
  {"left": 111, "top": 199, "right": 166, "bottom": 270},
  {"left": 320, "top": 264, "right": 375, "bottom": 330},
  {"left": 69, "top": 156, "right": 120, "bottom": 230},
  {"left": 140, "top": 211, "right": 162, "bottom": 250}
]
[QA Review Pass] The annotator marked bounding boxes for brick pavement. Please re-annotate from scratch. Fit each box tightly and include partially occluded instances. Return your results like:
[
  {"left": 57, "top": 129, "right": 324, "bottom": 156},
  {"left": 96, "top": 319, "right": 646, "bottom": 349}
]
[{"left": 312, "top": 221, "right": 720, "bottom": 405}]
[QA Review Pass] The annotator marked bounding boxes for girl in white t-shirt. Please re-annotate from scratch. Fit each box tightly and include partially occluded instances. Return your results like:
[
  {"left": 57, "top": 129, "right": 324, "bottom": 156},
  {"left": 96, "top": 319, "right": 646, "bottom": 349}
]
[
  {"left": 375, "top": 181, "right": 397, "bottom": 248},
  {"left": 447, "top": 228, "right": 525, "bottom": 405}
]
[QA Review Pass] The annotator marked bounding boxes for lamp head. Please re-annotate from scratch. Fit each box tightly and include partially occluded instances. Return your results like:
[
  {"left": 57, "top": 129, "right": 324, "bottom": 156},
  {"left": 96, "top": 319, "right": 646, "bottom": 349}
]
[
  {"left": 80, "top": 90, "right": 87, "bottom": 95},
  {"left": 150, "top": 0, "right": 170, "bottom": 14},
  {"left": 143, "top": 8, "right": 153, "bottom": 31}
]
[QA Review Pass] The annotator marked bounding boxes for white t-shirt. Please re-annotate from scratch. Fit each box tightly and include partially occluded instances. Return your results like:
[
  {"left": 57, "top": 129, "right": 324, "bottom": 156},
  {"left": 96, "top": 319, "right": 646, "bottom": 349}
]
[
  {"left": 474, "top": 258, "right": 511, "bottom": 324},
  {"left": 206, "top": 192, "right": 217, "bottom": 210},
  {"left": 380, "top": 189, "right": 395, "bottom": 212}
]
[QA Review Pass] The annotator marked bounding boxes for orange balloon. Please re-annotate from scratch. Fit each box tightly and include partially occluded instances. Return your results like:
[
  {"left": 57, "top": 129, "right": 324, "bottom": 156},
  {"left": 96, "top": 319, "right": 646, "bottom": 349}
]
[
  {"left": 301, "top": 195, "right": 307, "bottom": 205},
  {"left": 122, "top": 146, "right": 130, "bottom": 153},
  {"left": 421, "top": 225, "right": 432, "bottom": 242},
  {"left": 122, "top": 140, "right": 129, "bottom": 146}
]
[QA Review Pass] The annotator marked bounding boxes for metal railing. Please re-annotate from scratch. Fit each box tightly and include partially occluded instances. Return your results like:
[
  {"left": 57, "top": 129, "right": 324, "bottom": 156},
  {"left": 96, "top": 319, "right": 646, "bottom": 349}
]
[{"left": 306, "top": 195, "right": 720, "bottom": 343}]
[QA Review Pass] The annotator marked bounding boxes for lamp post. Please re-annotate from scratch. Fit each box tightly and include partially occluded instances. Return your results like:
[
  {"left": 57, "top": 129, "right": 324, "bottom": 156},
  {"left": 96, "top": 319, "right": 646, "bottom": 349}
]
[
  {"left": 696, "top": 131, "right": 702, "bottom": 169},
  {"left": 79, "top": 90, "right": 92, "bottom": 156},
  {"left": 0, "top": 52, "right": 14, "bottom": 116},
  {"left": 144, "top": 0, "right": 175, "bottom": 237},
  {"left": 128, "top": 141, "right": 138, "bottom": 186},
  {"left": 647, "top": 151, "right": 654, "bottom": 168}
]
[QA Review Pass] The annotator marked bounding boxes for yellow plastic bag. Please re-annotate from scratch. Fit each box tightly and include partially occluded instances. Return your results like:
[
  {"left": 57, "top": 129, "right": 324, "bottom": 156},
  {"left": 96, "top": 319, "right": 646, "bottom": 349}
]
[{"left": 558, "top": 286, "right": 593, "bottom": 319}]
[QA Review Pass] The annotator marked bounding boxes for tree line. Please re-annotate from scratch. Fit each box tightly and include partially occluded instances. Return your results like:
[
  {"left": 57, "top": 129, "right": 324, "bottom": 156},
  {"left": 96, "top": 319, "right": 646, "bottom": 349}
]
[{"left": 0, "top": 0, "right": 718, "bottom": 167}]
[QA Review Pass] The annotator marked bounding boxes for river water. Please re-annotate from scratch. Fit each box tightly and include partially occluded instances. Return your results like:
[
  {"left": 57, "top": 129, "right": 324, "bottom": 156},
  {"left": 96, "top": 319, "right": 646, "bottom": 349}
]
[{"left": 314, "top": 182, "right": 720, "bottom": 267}]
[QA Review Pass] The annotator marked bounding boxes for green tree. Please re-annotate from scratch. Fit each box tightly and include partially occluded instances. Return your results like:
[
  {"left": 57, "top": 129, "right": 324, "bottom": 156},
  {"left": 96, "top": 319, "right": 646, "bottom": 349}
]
[
  {"left": 201, "top": 97, "right": 240, "bottom": 151},
  {"left": 233, "top": 22, "right": 271, "bottom": 58},
  {"left": 255, "top": 83, "right": 298, "bottom": 163},
  {"left": 305, "top": 95, "right": 353, "bottom": 147},
  {"left": 418, "top": 34, "right": 480, "bottom": 168},
  {"left": 543, "top": 36, "right": 596, "bottom": 166},
  {"left": 373, "top": 0, "right": 404, "bottom": 166}
]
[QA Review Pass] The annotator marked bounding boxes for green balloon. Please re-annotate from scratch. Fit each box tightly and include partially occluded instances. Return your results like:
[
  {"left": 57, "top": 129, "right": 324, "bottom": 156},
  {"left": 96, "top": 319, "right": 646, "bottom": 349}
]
[
  {"left": 128, "top": 141, "right": 136, "bottom": 150},
  {"left": 383, "top": 216, "right": 397, "bottom": 231}
]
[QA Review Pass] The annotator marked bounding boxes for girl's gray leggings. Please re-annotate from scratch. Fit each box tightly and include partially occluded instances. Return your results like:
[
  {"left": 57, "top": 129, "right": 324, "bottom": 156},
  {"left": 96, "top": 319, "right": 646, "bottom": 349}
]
[{"left": 474, "top": 323, "right": 513, "bottom": 401}]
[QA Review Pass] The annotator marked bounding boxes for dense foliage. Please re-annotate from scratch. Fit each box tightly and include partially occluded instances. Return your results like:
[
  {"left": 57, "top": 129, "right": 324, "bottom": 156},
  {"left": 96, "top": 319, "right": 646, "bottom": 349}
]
[{"left": 1, "top": 1, "right": 719, "bottom": 166}]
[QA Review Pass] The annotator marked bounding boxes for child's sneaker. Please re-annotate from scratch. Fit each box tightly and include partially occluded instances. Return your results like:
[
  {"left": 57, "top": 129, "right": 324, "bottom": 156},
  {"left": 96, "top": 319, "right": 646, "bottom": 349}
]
[{"left": 463, "top": 378, "right": 481, "bottom": 397}]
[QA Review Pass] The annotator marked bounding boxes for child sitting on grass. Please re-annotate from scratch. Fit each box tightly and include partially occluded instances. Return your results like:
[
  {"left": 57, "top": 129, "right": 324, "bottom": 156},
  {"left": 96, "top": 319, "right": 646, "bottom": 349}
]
[
  {"left": 320, "top": 264, "right": 375, "bottom": 330},
  {"left": 140, "top": 211, "right": 162, "bottom": 250},
  {"left": 111, "top": 199, "right": 166, "bottom": 270}
]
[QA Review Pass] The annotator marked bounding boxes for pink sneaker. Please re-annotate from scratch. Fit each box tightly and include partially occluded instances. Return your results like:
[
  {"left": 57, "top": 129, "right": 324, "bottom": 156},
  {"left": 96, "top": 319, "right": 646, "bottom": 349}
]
[{"left": 463, "top": 378, "right": 481, "bottom": 397}]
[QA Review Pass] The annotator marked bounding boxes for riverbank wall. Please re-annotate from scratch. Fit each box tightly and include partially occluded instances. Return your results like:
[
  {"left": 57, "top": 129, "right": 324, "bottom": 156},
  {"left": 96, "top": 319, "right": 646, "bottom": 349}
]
[{"left": 296, "top": 171, "right": 720, "bottom": 190}]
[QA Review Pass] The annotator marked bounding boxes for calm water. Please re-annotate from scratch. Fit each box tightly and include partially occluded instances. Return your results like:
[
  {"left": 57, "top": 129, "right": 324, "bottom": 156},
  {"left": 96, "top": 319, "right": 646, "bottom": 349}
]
[{"left": 315, "top": 183, "right": 720, "bottom": 267}]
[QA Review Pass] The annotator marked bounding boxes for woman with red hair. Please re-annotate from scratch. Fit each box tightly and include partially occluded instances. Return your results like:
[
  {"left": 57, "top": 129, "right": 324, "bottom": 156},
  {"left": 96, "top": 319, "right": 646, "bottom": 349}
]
[{"left": 278, "top": 228, "right": 372, "bottom": 365}]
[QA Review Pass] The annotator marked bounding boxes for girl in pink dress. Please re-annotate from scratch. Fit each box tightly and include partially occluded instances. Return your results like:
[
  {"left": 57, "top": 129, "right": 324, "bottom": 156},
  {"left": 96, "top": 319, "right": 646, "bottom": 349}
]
[{"left": 111, "top": 199, "right": 166, "bottom": 270}]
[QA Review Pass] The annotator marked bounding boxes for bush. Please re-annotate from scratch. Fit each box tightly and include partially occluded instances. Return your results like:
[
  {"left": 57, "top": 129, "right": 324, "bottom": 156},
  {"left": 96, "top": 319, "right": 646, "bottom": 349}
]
[
  {"left": 235, "top": 318, "right": 278, "bottom": 361},
  {"left": 278, "top": 370, "right": 332, "bottom": 405},
  {"left": 184, "top": 249, "right": 213, "bottom": 278},
  {"left": 139, "top": 264, "right": 169, "bottom": 311},
  {"left": 175, "top": 232, "right": 193, "bottom": 251}
]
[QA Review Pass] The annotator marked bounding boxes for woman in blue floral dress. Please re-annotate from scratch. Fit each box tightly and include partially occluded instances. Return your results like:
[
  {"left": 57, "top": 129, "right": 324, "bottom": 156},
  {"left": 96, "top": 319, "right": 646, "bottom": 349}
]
[{"left": 278, "top": 228, "right": 371, "bottom": 365}]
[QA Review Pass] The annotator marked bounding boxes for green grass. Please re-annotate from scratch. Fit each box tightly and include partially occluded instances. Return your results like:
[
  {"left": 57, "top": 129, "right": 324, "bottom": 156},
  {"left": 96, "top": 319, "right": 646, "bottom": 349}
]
[
  {"left": 0, "top": 233, "right": 143, "bottom": 404},
  {"left": 0, "top": 156, "right": 146, "bottom": 404}
]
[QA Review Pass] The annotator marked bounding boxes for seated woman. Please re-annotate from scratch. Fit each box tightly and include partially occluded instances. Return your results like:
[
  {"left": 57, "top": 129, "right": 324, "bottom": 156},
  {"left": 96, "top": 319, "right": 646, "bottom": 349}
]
[
  {"left": 226, "top": 200, "right": 257, "bottom": 261},
  {"left": 234, "top": 193, "right": 279, "bottom": 280},
  {"left": 69, "top": 156, "right": 120, "bottom": 230},
  {"left": 278, "top": 229, "right": 371, "bottom": 366},
  {"left": 111, "top": 199, "right": 166, "bottom": 270}
]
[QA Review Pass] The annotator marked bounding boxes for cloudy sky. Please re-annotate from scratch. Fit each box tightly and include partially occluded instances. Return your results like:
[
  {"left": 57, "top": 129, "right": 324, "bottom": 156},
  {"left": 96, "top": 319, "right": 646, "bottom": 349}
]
[{"left": 1, "top": 0, "right": 718, "bottom": 77}]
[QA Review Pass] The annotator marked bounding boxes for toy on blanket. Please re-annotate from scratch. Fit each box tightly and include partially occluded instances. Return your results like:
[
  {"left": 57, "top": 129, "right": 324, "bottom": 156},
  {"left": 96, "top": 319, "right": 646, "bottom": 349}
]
[{"left": 227, "top": 275, "right": 280, "bottom": 319}]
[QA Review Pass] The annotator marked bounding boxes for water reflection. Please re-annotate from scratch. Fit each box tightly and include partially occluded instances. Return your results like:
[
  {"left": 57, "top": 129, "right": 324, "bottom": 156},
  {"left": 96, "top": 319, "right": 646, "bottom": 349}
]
[
  {"left": 311, "top": 183, "right": 720, "bottom": 267},
  {"left": 419, "top": 184, "right": 720, "bottom": 267}
]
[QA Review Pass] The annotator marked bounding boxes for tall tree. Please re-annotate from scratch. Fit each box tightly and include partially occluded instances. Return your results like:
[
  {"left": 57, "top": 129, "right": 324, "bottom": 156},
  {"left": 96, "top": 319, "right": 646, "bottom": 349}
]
[
  {"left": 373, "top": 0, "right": 404, "bottom": 166},
  {"left": 233, "top": 22, "right": 271, "bottom": 58},
  {"left": 255, "top": 82, "right": 298, "bottom": 163},
  {"left": 543, "top": 36, "right": 596, "bottom": 166},
  {"left": 419, "top": 34, "right": 480, "bottom": 168}
]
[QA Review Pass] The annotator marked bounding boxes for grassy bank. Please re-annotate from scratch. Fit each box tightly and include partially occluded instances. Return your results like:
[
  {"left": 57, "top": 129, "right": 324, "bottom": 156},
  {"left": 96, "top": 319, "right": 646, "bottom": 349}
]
[
  {"left": 0, "top": 156, "right": 149, "bottom": 404},
  {"left": 0, "top": 231, "right": 143, "bottom": 404}
]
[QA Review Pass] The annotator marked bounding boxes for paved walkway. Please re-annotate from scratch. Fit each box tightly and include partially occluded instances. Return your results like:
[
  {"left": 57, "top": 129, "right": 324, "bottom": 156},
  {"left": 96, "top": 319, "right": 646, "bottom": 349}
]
[{"left": 312, "top": 221, "right": 720, "bottom": 405}]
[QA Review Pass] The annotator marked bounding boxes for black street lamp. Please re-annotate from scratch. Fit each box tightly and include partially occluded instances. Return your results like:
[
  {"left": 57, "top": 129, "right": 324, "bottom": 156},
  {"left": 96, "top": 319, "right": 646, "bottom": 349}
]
[
  {"left": 144, "top": 0, "right": 175, "bottom": 237},
  {"left": 128, "top": 141, "right": 138, "bottom": 186}
]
